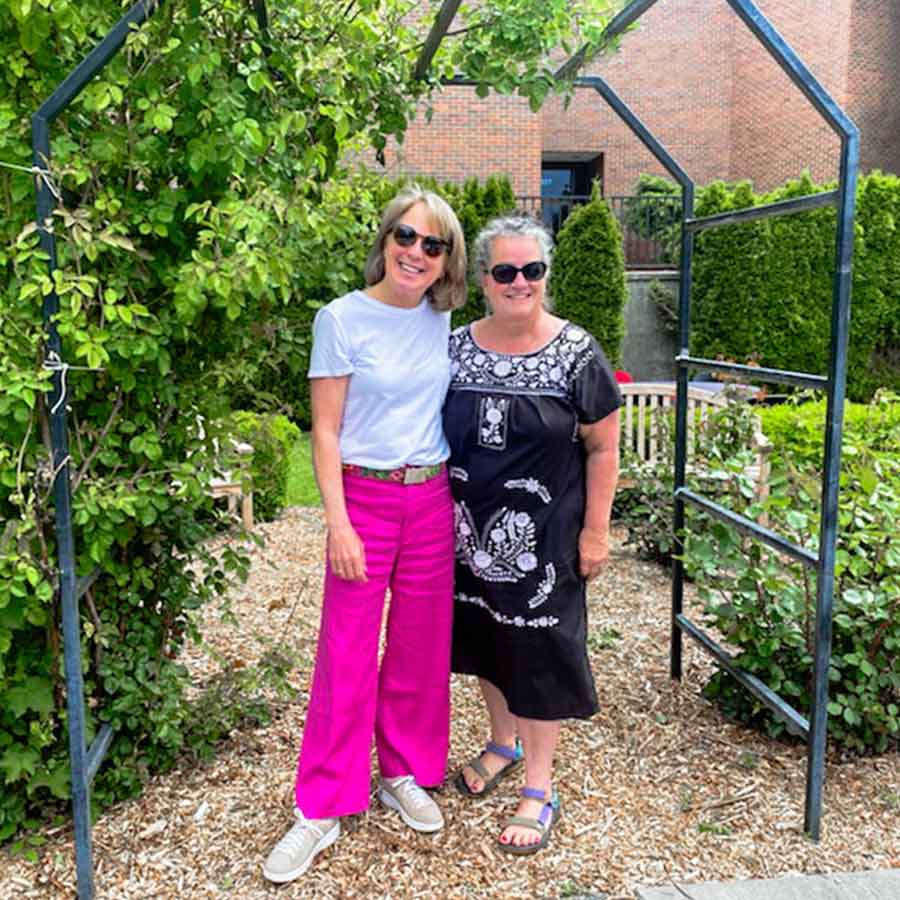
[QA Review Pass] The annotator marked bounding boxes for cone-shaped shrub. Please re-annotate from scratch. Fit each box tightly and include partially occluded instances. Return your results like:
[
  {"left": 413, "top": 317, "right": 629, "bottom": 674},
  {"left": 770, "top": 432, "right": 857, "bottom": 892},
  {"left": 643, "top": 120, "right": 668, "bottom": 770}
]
[{"left": 549, "top": 181, "right": 627, "bottom": 364}]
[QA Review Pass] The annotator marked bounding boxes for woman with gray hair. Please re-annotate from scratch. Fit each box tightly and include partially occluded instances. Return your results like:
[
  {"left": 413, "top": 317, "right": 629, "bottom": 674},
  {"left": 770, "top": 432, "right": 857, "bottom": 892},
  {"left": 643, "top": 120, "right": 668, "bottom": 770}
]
[
  {"left": 444, "top": 214, "right": 622, "bottom": 854},
  {"left": 263, "top": 185, "right": 466, "bottom": 883}
]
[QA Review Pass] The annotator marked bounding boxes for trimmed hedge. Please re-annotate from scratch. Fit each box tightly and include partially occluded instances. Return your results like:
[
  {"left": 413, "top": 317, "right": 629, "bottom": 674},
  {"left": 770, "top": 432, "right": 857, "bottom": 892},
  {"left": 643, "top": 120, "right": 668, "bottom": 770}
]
[
  {"left": 631, "top": 170, "right": 900, "bottom": 401},
  {"left": 549, "top": 182, "right": 627, "bottom": 364}
]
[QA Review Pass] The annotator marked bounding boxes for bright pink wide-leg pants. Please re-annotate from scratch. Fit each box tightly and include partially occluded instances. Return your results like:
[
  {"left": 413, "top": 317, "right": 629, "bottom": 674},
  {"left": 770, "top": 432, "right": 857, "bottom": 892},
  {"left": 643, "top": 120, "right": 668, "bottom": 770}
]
[{"left": 294, "top": 470, "right": 454, "bottom": 819}]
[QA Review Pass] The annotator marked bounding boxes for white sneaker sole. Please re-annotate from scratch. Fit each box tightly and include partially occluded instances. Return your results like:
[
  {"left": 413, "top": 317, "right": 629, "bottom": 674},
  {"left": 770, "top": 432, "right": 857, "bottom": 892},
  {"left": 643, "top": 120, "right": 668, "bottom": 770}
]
[
  {"left": 378, "top": 788, "right": 444, "bottom": 833},
  {"left": 262, "top": 820, "right": 341, "bottom": 884}
]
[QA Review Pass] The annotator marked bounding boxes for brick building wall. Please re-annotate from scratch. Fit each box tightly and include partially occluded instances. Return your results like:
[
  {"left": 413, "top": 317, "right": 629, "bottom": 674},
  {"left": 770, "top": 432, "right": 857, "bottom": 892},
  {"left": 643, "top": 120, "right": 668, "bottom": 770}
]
[
  {"left": 847, "top": 0, "right": 900, "bottom": 176},
  {"left": 378, "top": 89, "right": 542, "bottom": 196},
  {"left": 376, "top": 0, "right": 898, "bottom": 198},
  {"left": 728, "top": 0, "right": 850, "bottom": 191},
  {"left": 546, "top": 0, "right": 737, "bottom": 195}
]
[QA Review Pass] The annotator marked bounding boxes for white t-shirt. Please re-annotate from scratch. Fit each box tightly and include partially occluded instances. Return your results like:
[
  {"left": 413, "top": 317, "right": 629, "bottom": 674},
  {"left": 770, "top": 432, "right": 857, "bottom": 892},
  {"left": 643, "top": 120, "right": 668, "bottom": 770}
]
[{"left": 308, "top": 290, "right": 451, "bottom": 468}]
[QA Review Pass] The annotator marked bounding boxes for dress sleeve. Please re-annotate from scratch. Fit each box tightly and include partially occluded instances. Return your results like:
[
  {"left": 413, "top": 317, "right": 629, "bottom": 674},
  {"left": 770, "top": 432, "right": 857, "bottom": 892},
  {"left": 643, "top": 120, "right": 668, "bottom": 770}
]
[
  {"left": 570, "top": 335, "right": 624, "bottom": 424},
  {"left": 308, "top": 307, "right": 354, "bottom": 378}
]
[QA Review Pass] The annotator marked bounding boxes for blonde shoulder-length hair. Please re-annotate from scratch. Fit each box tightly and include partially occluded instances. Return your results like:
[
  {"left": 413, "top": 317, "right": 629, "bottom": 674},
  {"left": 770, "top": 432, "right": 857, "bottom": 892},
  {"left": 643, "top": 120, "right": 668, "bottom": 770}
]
[{"left": 364, "top": 184, "right": 468, "bottom": 312}]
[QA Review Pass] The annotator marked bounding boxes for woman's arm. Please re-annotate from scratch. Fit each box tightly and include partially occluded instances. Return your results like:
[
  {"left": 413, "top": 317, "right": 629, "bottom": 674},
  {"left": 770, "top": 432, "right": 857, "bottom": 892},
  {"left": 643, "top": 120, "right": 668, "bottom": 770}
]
[
  {"left": 578, "top": 409, "right": 620, "bottom": 580},
  {"left": 310, "top": 376, "right": 367, "bottom": 582}
]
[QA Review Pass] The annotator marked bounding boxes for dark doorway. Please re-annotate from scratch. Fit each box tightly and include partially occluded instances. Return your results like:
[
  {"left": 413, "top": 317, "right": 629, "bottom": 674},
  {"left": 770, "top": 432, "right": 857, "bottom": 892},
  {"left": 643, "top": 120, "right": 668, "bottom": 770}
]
[{"left": 540, "top": 153, "right": 603, "bottom": 233}]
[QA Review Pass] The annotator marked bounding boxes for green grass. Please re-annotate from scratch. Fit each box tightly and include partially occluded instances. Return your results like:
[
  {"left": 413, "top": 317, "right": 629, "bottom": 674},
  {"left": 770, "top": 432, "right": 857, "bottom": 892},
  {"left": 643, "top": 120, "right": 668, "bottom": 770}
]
[{"left": 284, "top": 432, "right": 321, "bottom": 507}]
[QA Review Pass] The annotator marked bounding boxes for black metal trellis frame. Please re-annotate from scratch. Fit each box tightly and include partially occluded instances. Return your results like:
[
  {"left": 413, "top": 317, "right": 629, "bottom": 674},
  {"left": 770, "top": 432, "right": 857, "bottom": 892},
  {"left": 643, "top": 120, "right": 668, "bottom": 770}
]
[
  {"left": 34, "top": 0, "right": 855, "bottom": 894},
  {"left": 32, "top": 4, "right": 165, "bottom": 896},
  {"left": 559, "top": 0, "right": 858, "bottom": 842}
]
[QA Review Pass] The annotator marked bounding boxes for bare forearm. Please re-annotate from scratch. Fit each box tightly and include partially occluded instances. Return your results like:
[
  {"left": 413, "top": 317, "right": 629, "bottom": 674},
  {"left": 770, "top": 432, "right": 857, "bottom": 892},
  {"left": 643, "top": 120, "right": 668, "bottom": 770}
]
[
  {"left": 311, "top": 427, "right": 350, "bottom": 530},
  {"left": 583, "top": 446, "right": 618, "bottom": 534}
]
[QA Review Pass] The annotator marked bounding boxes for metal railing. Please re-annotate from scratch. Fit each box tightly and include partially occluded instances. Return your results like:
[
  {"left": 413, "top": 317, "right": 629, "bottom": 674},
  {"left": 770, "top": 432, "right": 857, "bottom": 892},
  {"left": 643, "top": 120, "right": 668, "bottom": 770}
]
[{"left": 516, "top": 193, "right": 681, "bottom": 268}]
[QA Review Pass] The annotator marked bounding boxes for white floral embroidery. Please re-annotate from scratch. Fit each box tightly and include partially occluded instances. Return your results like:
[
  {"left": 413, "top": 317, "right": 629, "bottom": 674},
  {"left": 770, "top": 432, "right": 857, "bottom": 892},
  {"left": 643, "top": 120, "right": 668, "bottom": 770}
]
[
  {"left": 457, "top": 592, "right": 560, "bottom": 629},
  {"left": 448, "top": 322, "right": 596, "bottom": 396},
  {"left": 527, "top": 563, "right": 557, "bottom": 609},
  {"left": 478, "top": 396, "right": 508, "bottom": 450},
  {"left": 504, "top": 477, "right": 552, "bottom": 504},
  {"left": 449, "top": 466, "right": 469, "bottom": 482},
  {"left": 455, "top": 502, "right": 537, "bottom": 584}
]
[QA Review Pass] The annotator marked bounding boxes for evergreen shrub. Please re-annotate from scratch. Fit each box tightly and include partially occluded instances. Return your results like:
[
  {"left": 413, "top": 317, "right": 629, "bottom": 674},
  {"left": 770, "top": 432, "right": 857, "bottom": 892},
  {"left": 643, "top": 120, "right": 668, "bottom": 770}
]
[
  {"left": 549, "top": 182, "right": 627, "bottom": 364},
  {"left": 688, "top": 171, "right": 900, "bottom": 402}
]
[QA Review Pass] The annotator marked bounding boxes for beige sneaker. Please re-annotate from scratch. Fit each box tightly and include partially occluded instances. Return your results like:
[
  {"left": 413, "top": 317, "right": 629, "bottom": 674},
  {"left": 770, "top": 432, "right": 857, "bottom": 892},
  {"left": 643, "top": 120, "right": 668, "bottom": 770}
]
[
  {"left": 262, "top": 809, "right": 340, "bottom": 883},
  {"left": 378, "top": 775, "right": 444, "bottom": 833}
]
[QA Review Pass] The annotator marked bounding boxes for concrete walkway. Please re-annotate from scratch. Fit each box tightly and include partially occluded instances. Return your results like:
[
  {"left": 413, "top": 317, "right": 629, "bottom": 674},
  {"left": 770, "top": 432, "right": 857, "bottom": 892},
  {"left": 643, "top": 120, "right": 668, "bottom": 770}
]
[{"left": 636, "top": 869, "right": 900, "bottom": 900}]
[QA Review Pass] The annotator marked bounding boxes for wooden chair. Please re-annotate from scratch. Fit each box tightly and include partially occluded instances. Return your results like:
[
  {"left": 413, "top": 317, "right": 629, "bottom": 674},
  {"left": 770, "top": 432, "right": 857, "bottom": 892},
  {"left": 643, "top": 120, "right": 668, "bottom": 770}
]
[
  {"left": 208, "top": 439, "right": 255, "bottom": 529},
  {"left": 617, "top": 382, "right": 772, "bottom": 504}
]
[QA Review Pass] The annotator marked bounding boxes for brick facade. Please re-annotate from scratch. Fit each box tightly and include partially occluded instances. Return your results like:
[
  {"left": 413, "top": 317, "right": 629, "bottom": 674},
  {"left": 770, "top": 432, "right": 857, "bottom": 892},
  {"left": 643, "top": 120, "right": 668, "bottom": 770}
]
[
  {"left": 378, "top": 0, "right": 899, "bottom": 196},
  {"left": 846, "top": 0, "right": 900, "bottom": 176},
  {"left": 379, "top": 89, "right": 542, "bottom": 196}
]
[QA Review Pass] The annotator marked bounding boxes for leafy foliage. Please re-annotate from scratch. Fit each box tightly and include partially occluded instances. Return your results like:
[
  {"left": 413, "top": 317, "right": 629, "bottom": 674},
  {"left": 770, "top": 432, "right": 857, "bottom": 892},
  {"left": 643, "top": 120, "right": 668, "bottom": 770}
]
[
  {"left": 549, "top": 181, "right": 627, "bottom": 364},
  {"left": 0, "top": 0, "right": 622, "bottom": 842},
  {"left": 687, "top": 394, "right": 900, "bottom": 752},
  {"left": 623, "top": 173, "right": 682, "bottom": 263},
  {"left": 229, "top": 411, "right": 300, "bottom": 522},
  {"left": 617, "top": 392, "right": 900, "bottom": 752}
]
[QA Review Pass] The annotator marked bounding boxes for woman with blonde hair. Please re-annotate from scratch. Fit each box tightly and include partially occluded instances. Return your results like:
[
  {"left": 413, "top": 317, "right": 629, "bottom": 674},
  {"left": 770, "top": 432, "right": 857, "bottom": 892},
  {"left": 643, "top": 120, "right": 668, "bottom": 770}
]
[{"left": 263, "top": 185, "right": 467, "bottom": 883}]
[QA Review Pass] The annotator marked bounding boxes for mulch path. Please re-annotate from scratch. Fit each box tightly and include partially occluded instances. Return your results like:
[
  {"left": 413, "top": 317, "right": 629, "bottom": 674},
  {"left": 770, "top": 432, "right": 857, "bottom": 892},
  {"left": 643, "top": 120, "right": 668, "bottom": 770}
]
[{"left": 1, "top": 506, "right": 898, "bottom": 899}]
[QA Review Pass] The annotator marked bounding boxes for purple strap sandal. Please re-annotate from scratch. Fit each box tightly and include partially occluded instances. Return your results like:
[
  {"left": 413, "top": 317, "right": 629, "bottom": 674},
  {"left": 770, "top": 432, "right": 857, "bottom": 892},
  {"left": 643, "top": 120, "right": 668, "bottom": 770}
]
[
  {"left": 497, "top": 786, "right": 561, "bottom": 855},
  {"left": 453, "top": 739, "right": 524, "bottom": 797}
]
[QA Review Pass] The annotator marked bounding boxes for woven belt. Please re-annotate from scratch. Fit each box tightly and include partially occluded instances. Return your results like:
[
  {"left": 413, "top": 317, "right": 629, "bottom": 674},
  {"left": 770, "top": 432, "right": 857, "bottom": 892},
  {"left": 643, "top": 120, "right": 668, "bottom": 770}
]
[{"left": 341, "top": 461, "right": 445, "bottom": 485}]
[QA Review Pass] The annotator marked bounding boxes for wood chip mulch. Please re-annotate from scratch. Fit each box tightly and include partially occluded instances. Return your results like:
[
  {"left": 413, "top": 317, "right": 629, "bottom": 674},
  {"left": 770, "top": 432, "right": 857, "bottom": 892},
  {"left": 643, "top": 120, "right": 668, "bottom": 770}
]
[{"left": 2, "top": 507, "right": 898, "bottom": 899}]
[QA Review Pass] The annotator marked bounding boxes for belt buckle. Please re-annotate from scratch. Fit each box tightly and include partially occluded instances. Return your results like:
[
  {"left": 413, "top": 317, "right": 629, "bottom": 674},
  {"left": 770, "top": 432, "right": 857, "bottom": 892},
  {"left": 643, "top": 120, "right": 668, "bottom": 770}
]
[{"left": 403, "top": 466, "right": 428, "bottom": 485}]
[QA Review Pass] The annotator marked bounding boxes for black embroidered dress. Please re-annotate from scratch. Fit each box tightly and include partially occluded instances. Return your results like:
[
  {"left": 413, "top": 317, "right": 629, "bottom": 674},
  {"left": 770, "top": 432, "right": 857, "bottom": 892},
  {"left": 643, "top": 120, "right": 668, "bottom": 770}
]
[{"left": 443, "top": 322, "right": 622, "bottom": 720}]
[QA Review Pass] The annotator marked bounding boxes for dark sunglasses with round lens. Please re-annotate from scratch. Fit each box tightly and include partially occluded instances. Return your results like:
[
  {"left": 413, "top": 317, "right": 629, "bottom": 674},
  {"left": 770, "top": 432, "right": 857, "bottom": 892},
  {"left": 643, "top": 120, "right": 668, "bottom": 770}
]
[
  {"left": 489, "top": 261, "right": 548, "bottom": 284},
  {"left": 391, "top": 223, "right": 451, "bottom": 258}
]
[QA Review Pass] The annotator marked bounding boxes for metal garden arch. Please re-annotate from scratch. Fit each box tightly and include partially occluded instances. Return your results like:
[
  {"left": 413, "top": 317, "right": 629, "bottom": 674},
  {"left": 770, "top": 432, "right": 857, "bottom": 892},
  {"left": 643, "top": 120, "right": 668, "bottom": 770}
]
[
  {"left": 33, "top": 0, "right": 856, "bottom": 896},
  {"left": 554, "top": 0, "right": 858, "bottom": 845}
]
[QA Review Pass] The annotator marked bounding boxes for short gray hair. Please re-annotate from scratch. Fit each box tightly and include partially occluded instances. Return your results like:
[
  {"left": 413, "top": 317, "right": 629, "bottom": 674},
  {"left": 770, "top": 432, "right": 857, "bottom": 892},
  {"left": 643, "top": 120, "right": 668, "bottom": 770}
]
[{"left": 472, "top": 214, "right": 555, "bottom": 310}]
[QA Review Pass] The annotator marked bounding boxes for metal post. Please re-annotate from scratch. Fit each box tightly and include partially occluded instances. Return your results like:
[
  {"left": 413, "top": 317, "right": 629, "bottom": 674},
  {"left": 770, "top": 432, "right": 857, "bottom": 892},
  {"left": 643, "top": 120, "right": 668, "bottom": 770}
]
[
  {"left": 804, "top": 132, "right": 859, "bottom": 840},
  {"left": 33, "top": 114, "right": 95, "bottom": 900},
  {"left": 670, "top": 180, "right": 695, "bottom": 680},
  {"left": 31, "top": 2, "right": 166, "bottom": 896}
]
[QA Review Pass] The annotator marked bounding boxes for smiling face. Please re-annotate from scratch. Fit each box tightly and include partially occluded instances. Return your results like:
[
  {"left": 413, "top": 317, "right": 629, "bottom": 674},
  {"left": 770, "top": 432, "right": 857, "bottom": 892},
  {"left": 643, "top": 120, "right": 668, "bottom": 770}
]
[
  {"left": 482, "top": 235, "right": 547, "bottom": 325},
  {"left": 380, "top": 201, "right": 447, "bottom": 305}
]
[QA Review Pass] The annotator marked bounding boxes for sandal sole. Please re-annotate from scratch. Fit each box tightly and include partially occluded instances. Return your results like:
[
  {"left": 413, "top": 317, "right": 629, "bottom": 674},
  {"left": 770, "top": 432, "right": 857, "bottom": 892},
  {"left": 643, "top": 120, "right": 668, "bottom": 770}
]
[
  {"left": 453, "top": 756, "right": 522, "bottom": 798},
  {"left": 496, "top": 804, "right": 561, "bottom": 856}
]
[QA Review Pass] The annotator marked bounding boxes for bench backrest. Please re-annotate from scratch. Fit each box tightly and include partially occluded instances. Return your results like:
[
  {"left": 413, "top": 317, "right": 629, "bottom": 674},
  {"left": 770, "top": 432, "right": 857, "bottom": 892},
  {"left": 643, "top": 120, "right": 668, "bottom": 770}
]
[{"left": 618, "top": 382, "right": 727, "bottom": 464}]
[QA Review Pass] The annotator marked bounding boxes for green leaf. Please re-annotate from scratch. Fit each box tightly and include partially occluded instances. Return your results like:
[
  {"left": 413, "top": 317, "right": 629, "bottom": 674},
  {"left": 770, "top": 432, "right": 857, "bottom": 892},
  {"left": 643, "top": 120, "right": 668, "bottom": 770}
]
[{"left": 5, "top": 677, "right": 54, "bottom": 717}]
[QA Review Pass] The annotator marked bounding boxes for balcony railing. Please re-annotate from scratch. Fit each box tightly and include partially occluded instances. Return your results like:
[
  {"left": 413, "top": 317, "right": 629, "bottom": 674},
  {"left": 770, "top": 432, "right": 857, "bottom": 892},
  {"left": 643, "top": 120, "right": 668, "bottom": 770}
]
[{"left": 516, "top": 194, "right": 682, "bottom": 269}]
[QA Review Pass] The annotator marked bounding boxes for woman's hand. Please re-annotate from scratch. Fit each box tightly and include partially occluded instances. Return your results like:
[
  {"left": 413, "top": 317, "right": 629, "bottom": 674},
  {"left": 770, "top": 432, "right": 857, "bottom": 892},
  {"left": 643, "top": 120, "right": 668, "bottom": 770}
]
[
  {"left": 579, "top": 525, "right": 610, "bottom": 581},
  {"left": 327, "top": 522, "right": 368, "bottom": 582}
]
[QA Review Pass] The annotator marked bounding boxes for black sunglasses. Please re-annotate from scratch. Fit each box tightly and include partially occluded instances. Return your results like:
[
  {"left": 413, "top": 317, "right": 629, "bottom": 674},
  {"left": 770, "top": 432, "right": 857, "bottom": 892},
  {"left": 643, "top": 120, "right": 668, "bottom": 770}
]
[
  {"left": 489, "top": 261, "right": 548, "bottom": 284},
  {"left": 391, "top": 223, "right": 451, "bottom": 258}
]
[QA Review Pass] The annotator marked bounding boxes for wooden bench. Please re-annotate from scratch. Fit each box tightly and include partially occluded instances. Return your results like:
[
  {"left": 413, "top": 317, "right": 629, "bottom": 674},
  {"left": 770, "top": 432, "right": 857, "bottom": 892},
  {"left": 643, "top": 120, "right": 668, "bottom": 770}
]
[{"left": 617, "top": 382, "right": 772, "bottom": 504}]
